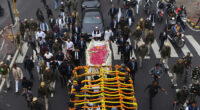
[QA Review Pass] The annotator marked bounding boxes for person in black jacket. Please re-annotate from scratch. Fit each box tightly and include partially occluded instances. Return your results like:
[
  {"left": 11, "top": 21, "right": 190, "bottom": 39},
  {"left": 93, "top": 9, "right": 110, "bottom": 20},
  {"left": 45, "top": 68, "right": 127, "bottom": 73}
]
[
  {"left": 159, "top": 29, "right": 167, "bottom": 51},
  {"left": 72, "top": 47, "right": 80, "bottom": 66},
  {"left": 128, "top": 57, "right": 137, "bottom": 85},
  {"left": 71, "top": 32, "right": 80, "bottom": 47},
  {"left": 110, "top": 17, "right": 118, "bottom": 38},
  {"left": 58, "top": 60, "right": 68, "bottom": 88},
  {"left": 30, "top": 97, "right": 44, "bottom": 110},
  {"left": 108, "top": 4, "right": 117, "bottom": 20},
  {"left": 22, "top": 77, "right": 33, "bottom": 93},
  {"left": 72, "top": 23, "right": 81, "bottom": 36},
  {"left": 123, "top": 42, "right": 133, "bottom": 64},
  {"left": 46, "top": 5, "right": 53, "bottom": 18},
  {"left": 56, "top": 50, "right": 64, "bottom": 66},
  {"left": 116, "top": 34, "right": 126, "bottom": 56},
  {"left": 24, "top": 56, "right": 34, "bottom": 80},
  {"left": 77, "top": 37, "right": 87, "bottom": 62}
]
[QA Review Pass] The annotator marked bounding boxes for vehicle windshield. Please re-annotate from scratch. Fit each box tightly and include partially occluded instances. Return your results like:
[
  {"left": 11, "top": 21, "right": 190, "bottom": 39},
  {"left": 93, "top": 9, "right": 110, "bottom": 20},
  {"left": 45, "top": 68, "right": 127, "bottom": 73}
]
[{"left": 83, "top": 13, "right": 102, "bottom": 24}]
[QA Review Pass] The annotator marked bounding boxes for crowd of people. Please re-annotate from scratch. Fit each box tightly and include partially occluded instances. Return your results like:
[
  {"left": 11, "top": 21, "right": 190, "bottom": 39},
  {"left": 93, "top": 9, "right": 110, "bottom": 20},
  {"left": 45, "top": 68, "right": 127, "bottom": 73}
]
[{"left": 0, "top": 0, "right": 199, "bottom": 110}]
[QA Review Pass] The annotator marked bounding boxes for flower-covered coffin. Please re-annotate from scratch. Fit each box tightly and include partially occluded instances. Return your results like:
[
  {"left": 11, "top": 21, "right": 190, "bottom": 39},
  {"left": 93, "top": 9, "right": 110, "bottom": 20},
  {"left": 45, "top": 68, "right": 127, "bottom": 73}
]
[{"left": 86, "top": 40, "right": 112, "bottom": 66}]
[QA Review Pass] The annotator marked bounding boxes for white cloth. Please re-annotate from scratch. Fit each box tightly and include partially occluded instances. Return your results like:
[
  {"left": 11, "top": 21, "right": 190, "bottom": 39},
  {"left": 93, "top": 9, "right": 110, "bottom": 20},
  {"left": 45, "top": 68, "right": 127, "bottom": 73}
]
[
  {"left": 104, "top": 30, "right": 113, "bottom": 41},
  {"left": 92, "top": 30, "right": 101, "bottom": 38},
  {"left": 128, "top": 18, "right": 132, "bottom": 26},
  {"left": 65, "top": 41, "right": 74, "bottom": 50},
  {"left": 15, "top": 80, "right": 19, "bottom": 92},
  {"left": 44, "top": 53, "right": 53, "bottom": 59},
  {"left": 36, "top": 31, "right": 46, "bottom": 40},
  {"left": 117, "top": 8, "right": 122, "bottom": 22}
]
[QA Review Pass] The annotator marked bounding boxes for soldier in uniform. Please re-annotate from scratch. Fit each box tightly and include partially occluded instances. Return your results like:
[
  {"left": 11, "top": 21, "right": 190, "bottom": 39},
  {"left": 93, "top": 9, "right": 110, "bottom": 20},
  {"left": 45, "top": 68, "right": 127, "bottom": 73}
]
[
  {"left": 133, "top": 26, "right": 142, "bottom": 50},
  {"left": 173, "top": 86, "right": 189, "bottom": 108},
  {"left": 0, "top": 61, "right": 10, "bottom": 91},
  {"left": 160, "top": 43, "right": 171, "bottom": 65},
  {"left": 38, "top": 82, "right": 49, "bottom": 110},
  {"left": 137, "top": 43, "right": 148, "bottom": 68},
  {"left": 144, "top": 30, "right": 154, "bottom": 55},
  {"left": 144, "top": 18, "right": 152, "bottom": 37},
  {"left": 171, "top": 59, "right": 185, "bottom": 87},
  {"left": 43, "top": 67, "right": 56, "bottom": 98},
  {"left": 29, "top": 18, "right": 38, "bottom": 38}
]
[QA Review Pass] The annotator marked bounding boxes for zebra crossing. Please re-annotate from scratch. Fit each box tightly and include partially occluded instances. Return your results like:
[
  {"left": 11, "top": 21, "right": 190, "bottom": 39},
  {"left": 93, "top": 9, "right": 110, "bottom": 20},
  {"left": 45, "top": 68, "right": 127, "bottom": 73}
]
[
  {"left": 111, "top": 35, "right": 200, "bottom": 60},
  {"left": 15, "top": 35, "right": 200, "bottom": 63}
]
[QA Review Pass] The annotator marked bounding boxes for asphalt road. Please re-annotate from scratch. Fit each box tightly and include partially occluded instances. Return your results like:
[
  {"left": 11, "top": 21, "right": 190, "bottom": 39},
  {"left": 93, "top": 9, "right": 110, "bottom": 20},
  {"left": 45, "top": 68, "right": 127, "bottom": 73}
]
[{"left": 0, "top": 0, "right": 200, "bottom": 110}]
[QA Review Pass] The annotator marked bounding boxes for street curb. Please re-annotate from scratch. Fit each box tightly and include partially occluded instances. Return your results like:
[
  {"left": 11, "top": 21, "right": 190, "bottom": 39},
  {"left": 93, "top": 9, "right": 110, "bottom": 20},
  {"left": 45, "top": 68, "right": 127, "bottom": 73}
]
[
  {"left": 186, "top": 18, "right": 200, "bottom": 32},
  {"left": 0, "top": 47, "right": 19, "bottom": 92}
]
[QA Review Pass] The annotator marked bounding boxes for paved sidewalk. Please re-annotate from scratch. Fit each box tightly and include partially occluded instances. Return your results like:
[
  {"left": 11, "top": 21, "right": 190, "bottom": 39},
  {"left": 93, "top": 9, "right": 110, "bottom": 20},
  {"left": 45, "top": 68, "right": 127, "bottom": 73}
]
[
  {"left": 176, "top": 0, "right": 200, "bottom": 26},
  {"left": 0, "top": 24, "right": 18, "bottom": 61}
]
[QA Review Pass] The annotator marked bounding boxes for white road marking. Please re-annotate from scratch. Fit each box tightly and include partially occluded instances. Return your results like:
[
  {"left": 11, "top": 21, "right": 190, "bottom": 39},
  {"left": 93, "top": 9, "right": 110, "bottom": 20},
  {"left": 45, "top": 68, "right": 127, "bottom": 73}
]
[
  {"left": 181, "top": 43, "right": 193, "bottom": 56},
  {"left": 166, "top": 39, "right": 179, "bottom": 57},
  {"left": 16, "top": 42, "right": 28, "bottom": 63},
  {"left": 185, "top": 35, "right": 200, "bottom": 56},
  {"left": 151, "top": 40, "right": 161, "bottom": 58},
  {"left": 0, "top": 39, "right": 5, "bottom": 51}
]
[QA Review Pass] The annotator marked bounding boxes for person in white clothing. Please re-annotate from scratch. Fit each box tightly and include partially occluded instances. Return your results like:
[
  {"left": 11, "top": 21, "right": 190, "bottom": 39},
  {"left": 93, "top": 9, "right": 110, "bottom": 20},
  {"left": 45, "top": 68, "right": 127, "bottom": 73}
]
[
  {"left": 65, "top": 38, "right": 74, "bottom": 54},
  {"left": 44, "top": 50, "right": 53, "bottom": 68},
  {"left": 136, "top": 0, "right": 142, "bottom": 14},
  {"left": 12, "top": 64, "right": 23, "bottom": 93},
  {"left": 36, "top": 29, "right": 46, "bottom": 40},
  {"left": 104, "top": 27, "right": 113, "bottom": 41},
  {"left": 117, "top": 6, "right": 122, "bottom": 23},
  {"left": 92, "top": 27, "right": 101, "bottom": 40}
]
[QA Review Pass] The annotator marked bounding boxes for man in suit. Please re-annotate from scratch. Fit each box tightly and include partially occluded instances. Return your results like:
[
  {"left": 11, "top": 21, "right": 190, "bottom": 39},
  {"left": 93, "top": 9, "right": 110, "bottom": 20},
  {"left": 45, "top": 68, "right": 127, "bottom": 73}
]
[
  {"left": 72, "top": 23, "right": 81, "bottom": 36},
  {"left": 123, "top": 42, "right": 133, "bottom": 64},
  {"left": 56, "top": 50, "right": 64, "bottom": 66},
  {"left": 66, "top": 62, "right": 74, "bottom": 81},
  {"left": 116, "top": 34, "right": 126, "bottom": 58},
  {"left": 110, "top": 17, "right": 118, "bottom": 38},
  {"left": 77, "top": 37, "right": 87, "bottom": 61},
  {"left": 68, "top": 15, "right": 75, "bottom": 29},
  {"left": 72, "top": 32, "right": 80, "bottom": 47},
  {"left": 72, "top": 47, "right": 80, "bottom": 66},
  {"left": 108, "top": 4, "right": 117, "bottom": 21},
  {"left": 128, "top": 57, "right": 137, "bottom": 85}
]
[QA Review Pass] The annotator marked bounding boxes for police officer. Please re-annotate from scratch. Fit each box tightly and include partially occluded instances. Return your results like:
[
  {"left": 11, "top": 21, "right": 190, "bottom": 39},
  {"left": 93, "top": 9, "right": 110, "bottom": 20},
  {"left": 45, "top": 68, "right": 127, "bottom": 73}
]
[
  {"left": 191, "top": 65, "right": 200, "bottom": 84},
  {"left": 30, "top": 97, "right": 44, "bottom": 110},
  {"left": 173, "top": 86, "right": 189, "bottom": 107},
  {"left": 38, "top": 82, "right": 49, "bottom": 110},
  {"left": 171, "top": 59, "right": 185, "bottom": 87},
  {"left": 144, "top": 18, "right": 152, "bottom": 37},
  {"left": 160, "top": 43, "right": 171, "bottom": 65},
  {"left": 133, "top": 26, "right": 142, "bottom": 50},
  {"left": 144, "top": 30, "right": 154, "bottom": 55},
  {"left": 137, "top": 43, "right": 148, "bottom": 68},
  {"left": 0, "top": 61, "right": 10, "bottom": 91}
]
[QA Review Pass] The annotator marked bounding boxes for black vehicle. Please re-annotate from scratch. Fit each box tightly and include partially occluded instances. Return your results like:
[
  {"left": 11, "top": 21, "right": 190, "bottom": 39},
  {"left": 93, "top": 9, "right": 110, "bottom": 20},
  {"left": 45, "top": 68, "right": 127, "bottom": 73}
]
[
  {"left": 82, "top": 0, "right": 100, "bottom": 9},
  {"left": 81, "top": 8, "right": 104, "bottom": 41},
  {"left": 0, "top": 5, "right": 4, "bottom": 17}
]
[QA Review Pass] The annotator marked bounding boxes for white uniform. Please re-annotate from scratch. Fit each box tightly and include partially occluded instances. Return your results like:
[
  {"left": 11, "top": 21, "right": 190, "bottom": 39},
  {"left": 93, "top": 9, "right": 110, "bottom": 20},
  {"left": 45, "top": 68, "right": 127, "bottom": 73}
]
[{"left": 104, "top": 30, "right": 113, "bottom": 41}]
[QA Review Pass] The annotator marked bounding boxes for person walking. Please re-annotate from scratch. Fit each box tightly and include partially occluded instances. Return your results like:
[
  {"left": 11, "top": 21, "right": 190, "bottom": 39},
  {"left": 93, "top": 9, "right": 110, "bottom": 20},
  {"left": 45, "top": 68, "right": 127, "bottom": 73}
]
[
  {"left": 72, "top": 0, "right": 78, "bottom": 10},
  {"left": 116, "top": 34, "right": 126, "bottom": 58},
  {"left": 46, "top": 5, "right": 53, "bottom": 18},
  {"left": 149, "top": 10, "right": 157, "bottom": 29},
  {"left": 108, "top": 4, "right": 117, "bottom": 21},
  {"left": 133, "top": 26, "right": 142, "bottom": 50},
  {"left": 144, "top": 30, "right": 154, "bottom": 55},
  {"left": 43, "top": 67, "right": 56, "bottom": 98},
  {"left": 0, "top": 61, "right": 10, "bottom": 91},
  {"left": 72, "top": 47, "right": 80, "bottom": 66},
  {"left": 54, "top": 0, "right": 59, "bottom": 10},
  {"left": 24, "top": 56, "right": 34, "bottom": 80},
  {"left": 185, "top": 101, "right": 199, "bottom": 110},
  {"left": 160, "top": 43, "right": 171, "bottom": 65},
  {"left": 127, "top": 57, "right": 137, "bottom": 85},
  {"left": 145, "top": 81, "right": 168, "bottom": 110},
  {"left": 149, "top": 63, "right": 164, "bottom": 82},
  {"left": 12, "top": 64, "right": 23, "bottom": 94},
  {"left": 159, "top": 29, "right": 167, "bottom": 51},
  {"left": 144, "top": 18, "right": 152, "bottom": 37},
  {"left": 38, "top": 82, "right": 49, "bottom": 110},
  {"left": 65, "top": 0, "right": 71, "bottom": 12},
  {"left": 30, "top": 97, "right": 44, "bottom": 110},
  {"left": 171, "top": 59, "right": 185, "bottom": 88},
  {"left": 44, "top": 50, "right": 53, "bottom": 68},
  {"left": 137, "top": 43, "right": 148, "bottom": 68},
  {"left": 58, "top": 60, "right": 68, "bottom": 88},
  {"left": 77, "top": 37, "right": 87, "bottom": 62},
  {"left": 104, "top": 27, "right": 113, "bottom": 41},
  {"left": 123, "top": 41, "right": 133, "bottom": 64}
]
